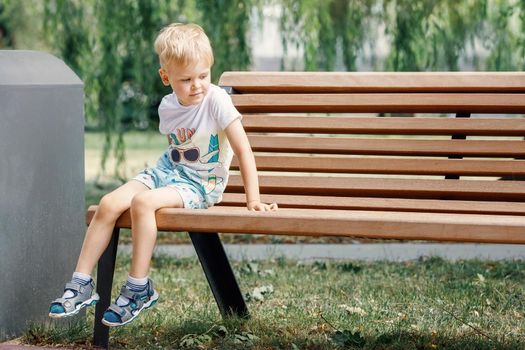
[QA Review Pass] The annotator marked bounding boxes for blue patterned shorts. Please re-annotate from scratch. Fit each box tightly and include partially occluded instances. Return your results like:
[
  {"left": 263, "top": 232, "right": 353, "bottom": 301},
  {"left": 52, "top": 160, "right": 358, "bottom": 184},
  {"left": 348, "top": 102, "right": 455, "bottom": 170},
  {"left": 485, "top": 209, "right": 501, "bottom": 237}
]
[{"left": 132, "top": 166, "right": 208, "bottom": 209}]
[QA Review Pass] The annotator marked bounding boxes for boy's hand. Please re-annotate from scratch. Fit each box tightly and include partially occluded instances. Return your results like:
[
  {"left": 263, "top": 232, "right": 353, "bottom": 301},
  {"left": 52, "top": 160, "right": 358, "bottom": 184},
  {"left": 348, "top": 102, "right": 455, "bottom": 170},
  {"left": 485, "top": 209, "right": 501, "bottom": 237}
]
[{"left": 248, "top": 200, "right": 278, "bottom": 211}]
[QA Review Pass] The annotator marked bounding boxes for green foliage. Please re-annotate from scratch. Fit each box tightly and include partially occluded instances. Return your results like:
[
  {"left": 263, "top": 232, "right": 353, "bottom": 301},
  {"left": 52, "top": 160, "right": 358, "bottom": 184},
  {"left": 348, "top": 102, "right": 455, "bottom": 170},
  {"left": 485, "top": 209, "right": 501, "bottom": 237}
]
[
  {"left": 0, "top": 0, "right": 18, "bottom": 48},
  {"left": 331, "top": 329, "right": 367, "bottom": 348},
  {"left": 279, "top": 0, "right": 525, "bottom": 72},
  {"left": 484, "top": 0, "right": 522, "bottom": 70},
  {"left": 0, "top": 0, "right": 44, "bottom": 49},
  {"left": 197, "top": 0, "right": 253, "bottom": 80}
]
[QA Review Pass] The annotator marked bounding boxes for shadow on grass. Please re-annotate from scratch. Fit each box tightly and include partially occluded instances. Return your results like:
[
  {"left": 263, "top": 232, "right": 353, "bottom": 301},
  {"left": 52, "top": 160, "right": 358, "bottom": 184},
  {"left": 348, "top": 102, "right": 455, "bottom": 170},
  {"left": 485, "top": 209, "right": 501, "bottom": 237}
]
[
  {"left": 24, "top": 317, "right": 525, "bottom": 350},
  {"left": 364, "top": 330, "right": 524, "bottom": 350},
  {"left": 136, "top": 320, "right": 525, "bottom": 350}
]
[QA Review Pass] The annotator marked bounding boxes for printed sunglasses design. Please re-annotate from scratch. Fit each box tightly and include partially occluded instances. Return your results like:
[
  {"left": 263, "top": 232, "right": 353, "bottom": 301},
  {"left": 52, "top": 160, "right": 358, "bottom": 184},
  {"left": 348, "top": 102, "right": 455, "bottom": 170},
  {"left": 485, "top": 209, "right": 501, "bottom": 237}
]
[{"left": 170, "top": 147, "right": 200, "bottom": 163}]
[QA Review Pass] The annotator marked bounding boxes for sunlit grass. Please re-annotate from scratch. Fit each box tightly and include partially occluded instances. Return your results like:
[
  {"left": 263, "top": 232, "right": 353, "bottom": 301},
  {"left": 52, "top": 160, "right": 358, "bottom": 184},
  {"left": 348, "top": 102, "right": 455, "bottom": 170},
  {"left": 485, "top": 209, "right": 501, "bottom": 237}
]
[
  {"left": 26, "top": 256, "right": 525, "bottom": 349},
  {"left": 85, "top": 130, "right": 165, "bottom": 181}
]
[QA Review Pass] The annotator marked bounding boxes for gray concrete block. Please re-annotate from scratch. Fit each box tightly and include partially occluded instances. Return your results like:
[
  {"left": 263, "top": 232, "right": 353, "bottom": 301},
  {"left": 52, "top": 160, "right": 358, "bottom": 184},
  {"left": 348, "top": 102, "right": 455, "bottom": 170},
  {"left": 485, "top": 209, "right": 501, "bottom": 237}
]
[{"left": 0, "top": 51, "right": 84, "bottom": 340}]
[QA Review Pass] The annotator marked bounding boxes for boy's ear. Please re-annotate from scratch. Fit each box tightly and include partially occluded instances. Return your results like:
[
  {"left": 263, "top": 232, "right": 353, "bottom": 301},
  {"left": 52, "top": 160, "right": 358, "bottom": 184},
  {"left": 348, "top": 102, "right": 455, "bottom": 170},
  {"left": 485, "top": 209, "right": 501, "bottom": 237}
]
[{"left": 159, "top": 68, "right": 170, "bottom": 86}]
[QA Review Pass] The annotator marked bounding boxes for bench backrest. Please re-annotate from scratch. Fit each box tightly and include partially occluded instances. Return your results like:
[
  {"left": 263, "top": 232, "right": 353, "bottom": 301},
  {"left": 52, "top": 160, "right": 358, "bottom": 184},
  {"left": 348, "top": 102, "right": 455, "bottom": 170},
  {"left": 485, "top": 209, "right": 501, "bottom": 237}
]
[{"left": 218, "top": 72, "right": 525, "bottom": 216}]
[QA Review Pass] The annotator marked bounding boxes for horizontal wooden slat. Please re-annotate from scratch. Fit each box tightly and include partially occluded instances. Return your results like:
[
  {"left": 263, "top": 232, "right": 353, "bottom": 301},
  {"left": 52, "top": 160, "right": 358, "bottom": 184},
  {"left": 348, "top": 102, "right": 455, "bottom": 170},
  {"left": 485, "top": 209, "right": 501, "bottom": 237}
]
[
  {"left": 226, "top": 175, "right": 525, "bottom": 201},
  {"left": 242, "top": 116, "right": 525, "bottom": 136},
  {"left": 219, "top": 193, "right": 525, "bottom": 216},
  {"left": 219, "top": 71, "right": 525, "bottom": 93},
  {"left": 231, "top": 155, "right": 525, "bottom": 176},
  {"left": 232, "top": 93, "right": 525, "bottom": 114},
  {"left": 86, "top": 205, "right": 525, "bottom": 244},
  {"left": 248, "top": 136, "right": 525, "bottom": 157}
]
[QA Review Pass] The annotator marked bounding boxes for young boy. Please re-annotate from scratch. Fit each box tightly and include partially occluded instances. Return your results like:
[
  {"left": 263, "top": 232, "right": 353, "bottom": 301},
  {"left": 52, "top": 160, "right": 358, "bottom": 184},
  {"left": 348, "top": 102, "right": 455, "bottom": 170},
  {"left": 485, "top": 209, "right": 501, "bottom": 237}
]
[{"left": 49, "top": 23, "right": 277, "bottom": 327}]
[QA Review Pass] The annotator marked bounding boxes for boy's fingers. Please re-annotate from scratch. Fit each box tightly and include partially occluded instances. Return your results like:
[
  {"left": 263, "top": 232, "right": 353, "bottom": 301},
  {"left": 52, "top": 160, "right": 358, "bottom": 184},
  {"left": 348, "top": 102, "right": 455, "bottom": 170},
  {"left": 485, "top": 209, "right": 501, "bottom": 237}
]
[{"left": 248, "top": 203, "right": 278, "bottom": 211}]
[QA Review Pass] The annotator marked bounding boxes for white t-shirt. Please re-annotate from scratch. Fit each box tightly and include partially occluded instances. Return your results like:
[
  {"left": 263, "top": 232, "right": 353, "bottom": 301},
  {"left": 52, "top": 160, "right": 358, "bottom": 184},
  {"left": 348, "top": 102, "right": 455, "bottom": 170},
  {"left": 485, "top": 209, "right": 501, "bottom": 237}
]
[{"left": 156, "top": 84, "right": 241, "bottom": 205}]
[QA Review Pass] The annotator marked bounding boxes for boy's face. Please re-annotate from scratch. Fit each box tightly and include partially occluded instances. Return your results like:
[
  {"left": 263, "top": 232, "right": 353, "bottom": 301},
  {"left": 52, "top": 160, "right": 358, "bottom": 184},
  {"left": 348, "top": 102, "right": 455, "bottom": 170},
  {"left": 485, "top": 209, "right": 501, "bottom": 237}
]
[{"left": 159, "top": 60, "right": 211, "bottom": 106}]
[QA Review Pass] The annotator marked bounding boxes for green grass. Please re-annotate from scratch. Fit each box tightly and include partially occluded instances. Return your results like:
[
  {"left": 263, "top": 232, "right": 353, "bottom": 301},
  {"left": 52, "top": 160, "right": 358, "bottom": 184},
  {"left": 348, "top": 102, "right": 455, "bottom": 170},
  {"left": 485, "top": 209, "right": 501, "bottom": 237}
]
[
  {"left": 85, "top": 130, "right": 166, "bottom": 181},
  {"left": 26, "top": 256, "right": 525, "bottom": 349},
  {"left": 85, "top": 130, "right": 168, "bottom": 150}
]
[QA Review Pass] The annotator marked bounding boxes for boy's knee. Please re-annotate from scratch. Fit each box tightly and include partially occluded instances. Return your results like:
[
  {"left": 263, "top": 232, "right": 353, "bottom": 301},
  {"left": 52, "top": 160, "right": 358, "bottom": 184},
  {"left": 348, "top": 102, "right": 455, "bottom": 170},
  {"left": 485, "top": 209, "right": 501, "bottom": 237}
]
[
  {"left": 98, "top": 194, "right": 120, "bottom": 218},
  {"left": 130, "top": 192, "right": 153, "bottom": 214},
  {"left": 99, "top": 194, "right": 115, "bottom": 212}
]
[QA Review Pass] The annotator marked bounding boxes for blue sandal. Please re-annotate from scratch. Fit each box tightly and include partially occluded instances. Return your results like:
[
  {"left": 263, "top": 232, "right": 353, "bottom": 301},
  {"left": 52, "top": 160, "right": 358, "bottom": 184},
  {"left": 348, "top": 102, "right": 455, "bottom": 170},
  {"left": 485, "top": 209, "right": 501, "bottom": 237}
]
[
  {"left": 102, "top": 279, "right": 159, "bottom": 327},
  {"left": 49, "top": 280, "right": 99, "bottom": 318}
]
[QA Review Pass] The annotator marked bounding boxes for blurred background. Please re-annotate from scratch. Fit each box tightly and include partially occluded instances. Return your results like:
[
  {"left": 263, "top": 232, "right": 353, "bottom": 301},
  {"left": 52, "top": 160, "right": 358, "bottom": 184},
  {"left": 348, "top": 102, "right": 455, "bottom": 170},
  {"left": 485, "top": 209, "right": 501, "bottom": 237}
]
[{"left": 2, "top": 0, "right": 524, "bottom": 184}]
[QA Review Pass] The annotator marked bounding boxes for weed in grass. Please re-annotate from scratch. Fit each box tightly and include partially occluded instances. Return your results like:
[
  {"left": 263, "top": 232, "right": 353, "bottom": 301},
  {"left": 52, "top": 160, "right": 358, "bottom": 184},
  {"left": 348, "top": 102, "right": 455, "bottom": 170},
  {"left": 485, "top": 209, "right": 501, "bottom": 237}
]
[
  {"left": 24, "top": 319, "right": 91, "bottom": 348},
  {"left": 239, "top": 261, "right": 261, "bottom": 276},
  {"left": 331, "top": 329, "right": 366, "bottom": 348},
  {"left": 238, "top": 261, "right": 276, "bottom": 278},
  {"left": 312, "top": 261, "right": 328, "bottom": 271},
  {"left": 276, "top": 255, "right": 287, "bottom": 268},
  {"left": 336, "top": 262, "right": 363, "bottom": 273},
  {"left": 245, "top": 285, "right": 275, "bottom": 302}
]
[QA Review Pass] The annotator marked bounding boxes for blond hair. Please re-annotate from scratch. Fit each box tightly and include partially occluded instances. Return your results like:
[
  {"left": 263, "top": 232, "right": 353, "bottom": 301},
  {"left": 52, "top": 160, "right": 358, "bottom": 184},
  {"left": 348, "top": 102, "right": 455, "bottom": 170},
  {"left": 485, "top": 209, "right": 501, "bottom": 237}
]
[{"left": 154, "top": 23, "right": 214, "bottom": 68}]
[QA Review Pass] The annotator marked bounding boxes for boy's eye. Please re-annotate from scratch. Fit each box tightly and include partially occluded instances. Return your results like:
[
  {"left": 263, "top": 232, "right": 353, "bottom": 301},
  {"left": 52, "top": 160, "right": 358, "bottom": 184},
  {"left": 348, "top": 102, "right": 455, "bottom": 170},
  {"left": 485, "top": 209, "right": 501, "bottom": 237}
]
[
  {"left": 181, "top": 78, "right": 191, "bottom": 82},
  {"left": 200, "top": 74, "right": 208, "bottom": 79}
]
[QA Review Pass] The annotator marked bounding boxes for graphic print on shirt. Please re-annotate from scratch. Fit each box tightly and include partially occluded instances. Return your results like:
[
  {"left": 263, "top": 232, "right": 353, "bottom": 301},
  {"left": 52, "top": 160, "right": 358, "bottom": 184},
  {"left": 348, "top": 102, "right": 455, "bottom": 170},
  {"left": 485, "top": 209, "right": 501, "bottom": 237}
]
[
  {"left": 169, "top": 129, "right": 224, "bottom": 194},
  {"left": 171, "top": 128, "right": 195, "bottom": 145}
]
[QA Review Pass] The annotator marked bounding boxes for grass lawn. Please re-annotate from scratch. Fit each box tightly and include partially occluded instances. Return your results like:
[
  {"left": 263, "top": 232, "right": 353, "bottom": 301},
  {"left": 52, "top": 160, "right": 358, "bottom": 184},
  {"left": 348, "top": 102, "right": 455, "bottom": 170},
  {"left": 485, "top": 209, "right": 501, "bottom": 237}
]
[
  {"left": 26, "top": 256, "right": 525, "bottom": 349},
  {"left": 85, "top": 130, "right": 166, "bottom": 181}
]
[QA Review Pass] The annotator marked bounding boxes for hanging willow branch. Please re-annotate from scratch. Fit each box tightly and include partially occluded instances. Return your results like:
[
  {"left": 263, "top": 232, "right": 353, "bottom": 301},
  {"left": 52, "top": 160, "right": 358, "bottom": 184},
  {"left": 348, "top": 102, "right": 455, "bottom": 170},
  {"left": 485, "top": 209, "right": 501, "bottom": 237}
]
[
  {"left": 278, "top": 0, "right": 524, "bottom": 72},
  {"left": 196, "top": 0, "right": 254, "bottom": 82}
]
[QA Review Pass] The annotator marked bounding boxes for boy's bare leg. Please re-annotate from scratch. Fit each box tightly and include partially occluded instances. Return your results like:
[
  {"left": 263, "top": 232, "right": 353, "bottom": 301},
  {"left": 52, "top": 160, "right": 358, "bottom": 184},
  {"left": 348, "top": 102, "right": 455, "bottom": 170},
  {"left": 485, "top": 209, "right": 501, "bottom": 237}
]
[
  {"left": 75, "top": 180, "right": 149, "bottom": 275},
  {"left": 128, "top": 187, "right": 184, "bottom": 278}
]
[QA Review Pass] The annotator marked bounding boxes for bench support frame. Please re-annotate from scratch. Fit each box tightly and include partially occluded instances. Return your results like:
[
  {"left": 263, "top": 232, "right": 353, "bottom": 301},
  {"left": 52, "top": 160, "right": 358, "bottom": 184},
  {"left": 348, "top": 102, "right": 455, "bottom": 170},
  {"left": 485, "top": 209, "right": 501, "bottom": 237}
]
[
  {"left": 93, "top": 227, "right": 120, "bottom": 349},
  {"left": 446, "top": 113, "right": 471, "bottom": 180},
  {"left": 189, "top": 232, "right": 249, "bottom": 318},
  {"left": 91, "top": 229, "right": 247, "bottom": 349}
]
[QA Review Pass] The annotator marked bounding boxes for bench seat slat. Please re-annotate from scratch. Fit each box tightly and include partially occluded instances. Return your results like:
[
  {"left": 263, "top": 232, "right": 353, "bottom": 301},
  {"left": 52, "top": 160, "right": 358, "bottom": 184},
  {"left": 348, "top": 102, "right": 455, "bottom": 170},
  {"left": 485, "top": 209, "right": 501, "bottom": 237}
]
[
  {"left": 248, "top": 136, "right": 525, "bottom": 157},
  {"left": 242, "top": 116, "right": 525, "bottom": 136},
  {"left": 226, "top": 175, "right": 525, "bottom": 201},
  {"left": 219, "top": 72, "right": 525, "bottom": 93},
  {"left": 86, "top": 205, "right": 525, "bottom": 244},
  {"left": 219, "top": 193, "right": 525, "bottom": 215},
  {"left": 231, "top": 156, "right": 525, "bottom": 176},
  {"left": 233, "top": 93, "right": 525, "bottom": 114}
]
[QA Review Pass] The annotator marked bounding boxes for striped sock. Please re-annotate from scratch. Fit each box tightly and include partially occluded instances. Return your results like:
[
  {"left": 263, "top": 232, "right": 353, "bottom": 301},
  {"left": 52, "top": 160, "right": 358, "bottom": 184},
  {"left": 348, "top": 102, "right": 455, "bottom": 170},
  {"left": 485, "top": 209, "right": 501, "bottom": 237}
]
[
  {"left": 116, "top": 275, "right": 148, "bottom": 306},
  {"left": 63, "top": 272, "right": 92, "bottom": 299}
]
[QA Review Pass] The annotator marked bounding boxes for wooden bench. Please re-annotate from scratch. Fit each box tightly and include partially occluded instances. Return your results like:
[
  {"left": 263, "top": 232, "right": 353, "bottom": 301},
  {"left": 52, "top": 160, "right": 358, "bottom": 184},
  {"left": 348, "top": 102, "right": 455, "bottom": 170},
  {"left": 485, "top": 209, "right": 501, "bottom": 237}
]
[{"left": 89, "top": 72, "right": 525, "bottom": 348}]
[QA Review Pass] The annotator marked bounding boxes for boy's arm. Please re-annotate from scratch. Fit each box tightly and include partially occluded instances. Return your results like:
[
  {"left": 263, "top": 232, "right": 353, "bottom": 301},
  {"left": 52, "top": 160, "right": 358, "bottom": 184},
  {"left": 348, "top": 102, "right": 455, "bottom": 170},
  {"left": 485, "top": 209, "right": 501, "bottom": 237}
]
[{"left": 224, "top": 119, "right": 278, "bottom": 212}]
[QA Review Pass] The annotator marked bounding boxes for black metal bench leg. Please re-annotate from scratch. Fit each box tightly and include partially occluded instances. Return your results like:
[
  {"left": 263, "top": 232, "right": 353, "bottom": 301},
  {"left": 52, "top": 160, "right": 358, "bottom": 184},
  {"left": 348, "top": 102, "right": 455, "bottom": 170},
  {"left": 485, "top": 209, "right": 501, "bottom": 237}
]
[
  {"left": 93, "top": 227, "right": 120, "bottom": 349},
  {"left": 446, "top": 113, "right": 470, "bottom": 180},
  {"left": 189, "top": 232, "right": 249, "bottom": 319}
]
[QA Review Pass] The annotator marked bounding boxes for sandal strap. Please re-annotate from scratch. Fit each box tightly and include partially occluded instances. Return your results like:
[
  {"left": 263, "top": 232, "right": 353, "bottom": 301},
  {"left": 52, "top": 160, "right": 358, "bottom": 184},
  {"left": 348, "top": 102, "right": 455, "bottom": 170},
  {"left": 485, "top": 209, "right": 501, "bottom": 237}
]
[
  {"left": 119, "top": 285, "right": 149, "bottom": 309},
  {"left": 119, "top": 285, "right": 138, "bottom": 300},
  {"left": 53, "top": 297, "right": 67, "bottom": 303},
  {"left": 107, "top": 304, "right": 133, "bottom": 321},
  {"left": 52, "top": 297, "right": 75, "bottom": 312},
  {"left": 65, "top": 282, "right": 91, "bottom": 294},
  {"left": 64, "top": 282, "right": 83, "bottom": 293}
]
